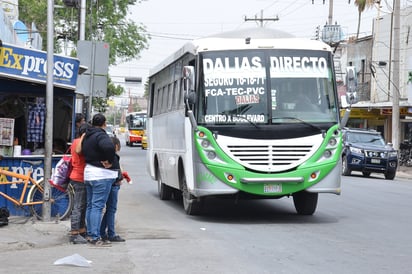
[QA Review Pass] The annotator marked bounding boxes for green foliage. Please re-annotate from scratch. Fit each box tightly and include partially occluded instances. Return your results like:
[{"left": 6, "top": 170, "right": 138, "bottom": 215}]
[
  {"left": 92, "top": 77, "right": 124, "bottom": 112},
  {"left": 108, "top": 78, "right": 124, "bottom": 97},
  {"left": 353, "top": 0, "right": 375, "bottom": 39},
  {"left": 19, "top": 0, "right": 150, "bottom": 65},
  {"left": 18, "top": 0, "right": 150, "bottom": 113},
  {"left": 143, "top": 78, "right": 149, "bottom": 99},
  {"left": 92, "top": 97, "right": 108, "bottom": 113},
  {"left": 18, "top": 0, "right": 48, "bottom": 39}
]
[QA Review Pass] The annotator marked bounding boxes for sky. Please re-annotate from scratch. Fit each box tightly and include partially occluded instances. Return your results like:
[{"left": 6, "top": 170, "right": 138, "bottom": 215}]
[{"left": 109, "top": 0, "right": 402, "bottom": 100}]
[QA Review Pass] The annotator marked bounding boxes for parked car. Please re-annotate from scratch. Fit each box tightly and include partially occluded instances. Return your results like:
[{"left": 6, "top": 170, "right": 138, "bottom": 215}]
[
  {"left": 105, "top": 125, "right": 116, "bottom": 138},
  {"left": 342, "top": 128, "right": 398, "bottom": 180}
]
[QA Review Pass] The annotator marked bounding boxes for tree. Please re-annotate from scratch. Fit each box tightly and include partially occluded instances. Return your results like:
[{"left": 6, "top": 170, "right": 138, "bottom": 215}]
[
  {"left": 143, "top": 78, "right": 149, "bottom": 99},
  {"left": 90, "top": 77, "right": 125, "bottom": 113},
  {"left": 18, "top": 0, "right": 150, "bottom": 111},
  {"left": 353, "top": 0, "right": 375, "bottom": 40}
]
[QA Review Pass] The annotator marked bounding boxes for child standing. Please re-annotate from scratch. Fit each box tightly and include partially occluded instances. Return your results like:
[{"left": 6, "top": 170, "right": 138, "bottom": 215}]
[
  {"left": 100, "top": 136, "right": 130, "bottom": 242},
  {"left": 69, "top": 123, "right": 90, "bottom": 244}
]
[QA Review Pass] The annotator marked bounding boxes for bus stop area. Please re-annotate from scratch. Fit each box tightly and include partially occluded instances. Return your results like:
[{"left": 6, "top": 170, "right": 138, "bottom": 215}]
[
  {"left": 0, "top": 167, "right": 410, "bottom": 271},
  {"left": 1, "top": 168, "right": 411, "bottom": 243}
]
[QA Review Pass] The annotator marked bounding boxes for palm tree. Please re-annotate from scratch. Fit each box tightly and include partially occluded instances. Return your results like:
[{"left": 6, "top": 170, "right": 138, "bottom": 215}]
[{"left": 354, "top": 0, "right": 376, "bottom": 40}]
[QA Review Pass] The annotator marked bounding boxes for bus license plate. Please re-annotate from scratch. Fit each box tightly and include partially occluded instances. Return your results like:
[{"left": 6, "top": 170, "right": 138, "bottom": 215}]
[
  {"left": 264, "top": 184, "right": 282, "bottom": 193},
  {"left": 371, "top": 158, "right": 380, "bottom": 164}
]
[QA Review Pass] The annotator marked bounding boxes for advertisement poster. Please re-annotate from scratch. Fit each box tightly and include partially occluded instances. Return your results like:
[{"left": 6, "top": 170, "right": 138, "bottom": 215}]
[{"left": 0, "top": 118, "right": 14, "bottom": 146}]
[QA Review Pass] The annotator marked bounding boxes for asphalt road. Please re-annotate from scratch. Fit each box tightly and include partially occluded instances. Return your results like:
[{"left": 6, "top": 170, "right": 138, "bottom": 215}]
[{"left": 0, "top": 135, "right": 411, "bottom": 273}]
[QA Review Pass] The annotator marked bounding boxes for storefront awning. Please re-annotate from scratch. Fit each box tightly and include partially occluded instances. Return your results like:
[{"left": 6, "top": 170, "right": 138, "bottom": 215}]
[{"left": 0, "top": 42, "right": 80, "bottom": 91}]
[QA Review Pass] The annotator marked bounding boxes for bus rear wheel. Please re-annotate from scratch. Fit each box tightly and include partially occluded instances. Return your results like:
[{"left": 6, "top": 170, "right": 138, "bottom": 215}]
[
  {"left": 181, "top": 172, "right": 203, "bottom": 215},
  {"left": 292, "top": 191, "right": 318, "bottom": 215},
  {"left": 157, "top": 168, "right": 172, "bottom": 200}
]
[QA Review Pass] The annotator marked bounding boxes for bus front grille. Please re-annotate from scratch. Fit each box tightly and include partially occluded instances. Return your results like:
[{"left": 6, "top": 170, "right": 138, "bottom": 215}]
[
  {"left": 217, "top": 135, "right": 321, "bottom": 173},
  {"left": 228, "top": 145, "right": 312, "bottom": 171}
]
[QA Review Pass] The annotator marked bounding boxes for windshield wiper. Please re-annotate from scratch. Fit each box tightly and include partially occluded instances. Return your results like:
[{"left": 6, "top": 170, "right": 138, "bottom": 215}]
[
  {"left": 368, "top": 138, "right": 382, "bottom": 143},
  {"left": 231, "top": 114, "right": 260, "bottom": 128},
  {"left": 272, "top": 116, "right": 325, "bottom": 135}
]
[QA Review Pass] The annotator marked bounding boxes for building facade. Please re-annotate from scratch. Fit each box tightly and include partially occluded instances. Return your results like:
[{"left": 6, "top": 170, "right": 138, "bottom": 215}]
[{"left": 338, "top": 6, "right": 412, "bottom": 146}]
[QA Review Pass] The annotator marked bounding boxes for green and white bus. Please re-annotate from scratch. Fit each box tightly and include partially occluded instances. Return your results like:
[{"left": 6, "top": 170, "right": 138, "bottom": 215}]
[{"left": 146, "top": 28, "right": 343, "bottom": 215}]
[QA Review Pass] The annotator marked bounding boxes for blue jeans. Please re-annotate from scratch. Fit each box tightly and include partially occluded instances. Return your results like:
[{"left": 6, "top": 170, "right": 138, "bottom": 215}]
[
  {"left": 85, "top": 178, "right": 115, "bottom": 241},
  {"left": 100, "top": 184, "right": 120, "bottom": 239}
]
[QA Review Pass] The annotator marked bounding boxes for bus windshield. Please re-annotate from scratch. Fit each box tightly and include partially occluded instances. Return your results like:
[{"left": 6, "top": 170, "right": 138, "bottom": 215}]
[
  {"left": 126, "top": 113, "right": 146, "bottom": 130},
  {"left": 197, "top": 49, "right": 338, "bottom": 125}
]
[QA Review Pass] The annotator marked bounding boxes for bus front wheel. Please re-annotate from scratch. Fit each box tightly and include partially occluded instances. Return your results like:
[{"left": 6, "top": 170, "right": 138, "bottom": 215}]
[
  {"left": 292, "top": 191, "right": 318, "bottom": 215},
  {"left": 181, "top": 172, "right": 203, "bottom": 215},
  {"left": 342, "top": 155, "right": 351, "bottom": 176}
]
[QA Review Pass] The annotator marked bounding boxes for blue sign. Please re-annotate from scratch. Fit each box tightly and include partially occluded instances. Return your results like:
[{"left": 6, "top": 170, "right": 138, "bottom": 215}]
[
  {"left": 0, "top": 43, "right": 80, "bottom": 90},
  {"left": 13, "top": 20, "right": 29, "bottom": 44}
]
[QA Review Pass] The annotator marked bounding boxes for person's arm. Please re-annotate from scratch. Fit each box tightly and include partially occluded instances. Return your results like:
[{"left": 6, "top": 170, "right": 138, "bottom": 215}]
[{"left": 75, "top": 133, "right": 85, "bottom": 154}]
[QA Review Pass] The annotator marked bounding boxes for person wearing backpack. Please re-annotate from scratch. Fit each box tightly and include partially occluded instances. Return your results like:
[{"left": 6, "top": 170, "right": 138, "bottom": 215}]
[{"left": 68, "top": 123, "right": 91, "bottom": 244}]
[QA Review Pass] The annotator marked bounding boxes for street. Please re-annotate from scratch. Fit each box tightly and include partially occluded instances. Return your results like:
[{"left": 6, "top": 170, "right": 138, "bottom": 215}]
[{"left": 0, "top": 136, "right": 411, "bottom": 273}]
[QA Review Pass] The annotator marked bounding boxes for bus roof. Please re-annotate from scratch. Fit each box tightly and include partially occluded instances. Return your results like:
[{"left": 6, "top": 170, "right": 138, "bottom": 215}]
[{"left": 149, "top": 27, "right": 332, "bottom": 77}]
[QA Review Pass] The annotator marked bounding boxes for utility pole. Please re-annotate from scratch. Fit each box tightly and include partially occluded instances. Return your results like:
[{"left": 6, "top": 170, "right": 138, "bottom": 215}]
[
  {"left": 244, "top": 10, "right": 279, "bottom": 27},
  {"left": 328, "top": 0, "right": 333, "bottom": 25},
  {"left": 43, "top": 0, "right": 54, "bottom": 222},
  {"left": 79, "top": 0, "right": 86, "bottom": 40},
  {"left": 392, "top": 0, "right": 400, "bottom": 150},
  {"left": 312, "top": 0, "right": 334, "bottom": 24}
]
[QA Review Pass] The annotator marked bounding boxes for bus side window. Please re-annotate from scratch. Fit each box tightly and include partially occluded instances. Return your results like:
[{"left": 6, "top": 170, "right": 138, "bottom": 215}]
[{"left": 172, "top": 80, "right": 178, "bottom": 110}]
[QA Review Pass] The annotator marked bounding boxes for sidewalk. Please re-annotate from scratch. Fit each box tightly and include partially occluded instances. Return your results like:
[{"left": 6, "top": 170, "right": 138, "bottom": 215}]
[
  {"left": 396, "top": 165, "right": 412, "bottom": 180},
  {"left": 0, "top": 218, "right": 130, "bottom": 272},
  {"left": 0, "top": 217, "right": 70, "bottom": 251}
]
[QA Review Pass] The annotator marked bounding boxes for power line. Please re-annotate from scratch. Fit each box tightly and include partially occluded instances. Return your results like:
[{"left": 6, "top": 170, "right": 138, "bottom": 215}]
[{"left": 244, "top": 10, "right": 279, "bottom": 27}]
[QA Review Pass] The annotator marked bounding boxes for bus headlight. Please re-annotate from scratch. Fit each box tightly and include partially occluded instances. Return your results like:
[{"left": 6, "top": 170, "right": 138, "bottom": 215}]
[
  {"left": 207, "top": 151, "right": 217, "bottom": 160},
  {"left": 201, "top": 140, "right": 210, "bottom": 148},
  {"left": 323, "top": 150, "right": 332, "bottom": 158},
  {"left": 328, "top": 137, "right": 337, "bottom": 146}
]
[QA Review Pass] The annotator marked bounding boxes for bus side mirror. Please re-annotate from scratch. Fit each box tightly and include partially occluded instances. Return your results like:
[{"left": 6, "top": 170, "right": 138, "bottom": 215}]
[
  {"left": 183, "top": 66, "right": 195, "bottom": 92},
  {"left": 185, "top": 91, "right": 196, "bottom": 105},
  {"left": 345, "top": 66, "right": 358, "bottom": 105}
]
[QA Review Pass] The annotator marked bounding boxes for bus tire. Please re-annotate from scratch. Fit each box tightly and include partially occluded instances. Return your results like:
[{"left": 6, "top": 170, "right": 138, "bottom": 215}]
[
  {"left": 157, "top": 168, "right": 172, "bottom": 200},
  {"left": 181, "top": 172, "right": 203, "bottom": 215},
  {"left": 342, "top": 155, "right": 351, "bottom": 176},
  {"left": 172, "top": 189, "right": 182, "bottom": 201},
  {"left": 292, "top": 191, "right": 318, "bottom": 215}
]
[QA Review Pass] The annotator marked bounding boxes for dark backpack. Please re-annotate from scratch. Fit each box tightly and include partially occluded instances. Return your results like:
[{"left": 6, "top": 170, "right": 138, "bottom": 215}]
[{"left": 0, "top": 207, "right": 9, "bottom": 226}]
